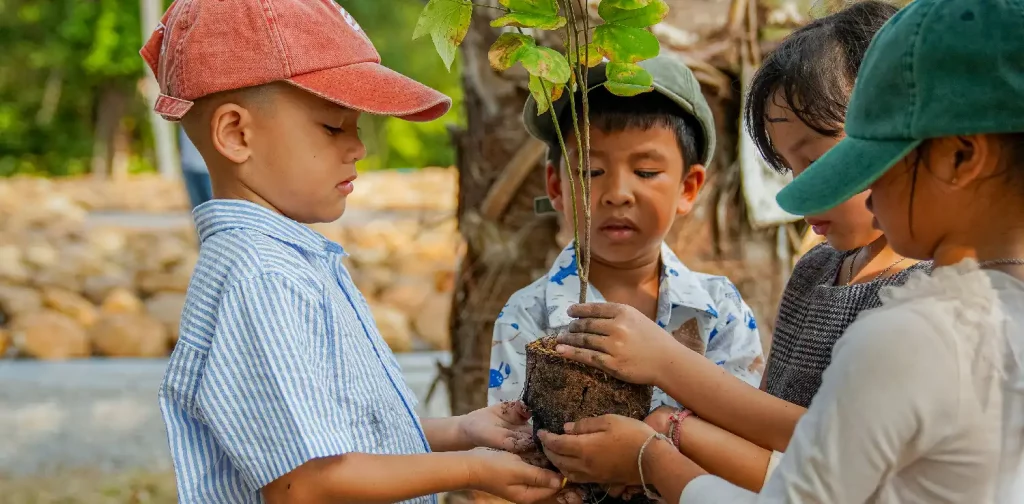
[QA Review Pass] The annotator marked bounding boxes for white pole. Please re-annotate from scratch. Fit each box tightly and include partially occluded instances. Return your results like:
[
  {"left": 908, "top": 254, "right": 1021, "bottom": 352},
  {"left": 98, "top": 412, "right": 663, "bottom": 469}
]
[{"left": 140, "top": 0, "right": 179, "bottom": 179}]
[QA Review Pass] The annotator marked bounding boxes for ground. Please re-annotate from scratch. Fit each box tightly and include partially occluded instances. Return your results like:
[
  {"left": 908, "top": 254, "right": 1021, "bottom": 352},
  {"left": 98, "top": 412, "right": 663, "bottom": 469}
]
[{"left": 0, "top": 472, "right": 176, "bottom": 504}]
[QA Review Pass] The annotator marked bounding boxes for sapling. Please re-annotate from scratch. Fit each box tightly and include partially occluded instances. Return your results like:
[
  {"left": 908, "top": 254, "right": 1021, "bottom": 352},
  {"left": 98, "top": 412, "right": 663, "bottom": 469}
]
[{"left": 415, "top": 2, "right": 669, "bottom": 501}]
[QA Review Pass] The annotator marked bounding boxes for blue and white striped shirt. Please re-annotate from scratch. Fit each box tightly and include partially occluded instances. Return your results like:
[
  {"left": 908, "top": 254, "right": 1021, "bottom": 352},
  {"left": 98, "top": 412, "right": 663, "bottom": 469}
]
[{"left": 159, "top": 200, "right": 434, "bottom": 503}]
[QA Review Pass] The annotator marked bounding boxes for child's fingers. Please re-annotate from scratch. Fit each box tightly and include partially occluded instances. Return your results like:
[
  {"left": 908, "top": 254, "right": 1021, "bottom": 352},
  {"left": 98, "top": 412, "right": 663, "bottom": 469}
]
[
  {"left": 556, "top": 331, "right": 610, "bottom": 353},
  {"left": 516, "top": 463, "right": 563, "bottom": 490},
  {"left": 565, "top": 416, "right": 612, "bottom": 435},
  {"left": 566, "top": 317, "right": 616, "bottom": 337},
  {"left": 554, "top": 343, "right": 613, "bottom": 373},
  {"left": 509, "top": 430, "right": 536, "bottom": 452},
  {"left": 567, "top": 303, "right": 621, "bottom": 319},
  {"left": 538, "top": 430, "right": 582, "bottom": 458},
  {"left": 541, "top": 448, "right": 581, "bottom": 477},
  {"left": 498, "top": 400, "right": 532, "bottom": 422}
]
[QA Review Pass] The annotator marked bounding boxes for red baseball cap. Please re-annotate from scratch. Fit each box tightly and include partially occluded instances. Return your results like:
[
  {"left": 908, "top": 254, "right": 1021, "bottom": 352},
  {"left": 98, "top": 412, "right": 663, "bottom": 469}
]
[{"left": 140, "top": 0, "right": 452, "bottom": 122}]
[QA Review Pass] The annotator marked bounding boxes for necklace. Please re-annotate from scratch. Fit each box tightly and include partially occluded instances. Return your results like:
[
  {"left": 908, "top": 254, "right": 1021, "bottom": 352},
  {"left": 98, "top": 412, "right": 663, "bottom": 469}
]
[
  {"left": 979, "top": 258, "right": 1024, "bottom": 268},
  {"left": 845, "top": 247, "right": 908, "bottom": 286}
]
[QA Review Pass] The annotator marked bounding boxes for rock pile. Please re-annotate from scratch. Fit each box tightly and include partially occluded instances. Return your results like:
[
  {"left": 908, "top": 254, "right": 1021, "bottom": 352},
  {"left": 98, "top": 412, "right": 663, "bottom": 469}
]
[{"left": 0, "top": 169, "right": 460, "bottom": 359}]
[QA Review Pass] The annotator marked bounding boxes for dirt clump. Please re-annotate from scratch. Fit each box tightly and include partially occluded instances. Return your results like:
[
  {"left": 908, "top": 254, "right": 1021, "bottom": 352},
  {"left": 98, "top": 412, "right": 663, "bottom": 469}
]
[{"left": 524, "top": 335, "right": 655, "bottom": 504}]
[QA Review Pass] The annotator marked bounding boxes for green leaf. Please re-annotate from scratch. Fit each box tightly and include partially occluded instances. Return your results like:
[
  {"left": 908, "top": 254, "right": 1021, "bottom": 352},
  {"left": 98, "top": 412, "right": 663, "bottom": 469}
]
[
  {"left": 498, "top": 0, "right": 559, "bottom": 15},
  {"left": 568, "top": 43, "right": 604, "bottom": 68},
  {"left": 488, "top": 33, "right": 537, "bottom": 71},
  {"left": 593, "top": 24, "right": 660, "bottom": 63},
  {"left": 598, "top": 0, "right": 654, "bottom": 9},
  {"left": 528, "top": 75, "right": 565, "bottom": 115},
  {"left": 413, "top": 0, "right": 474, "bottom": 70},
  {"left": 493, "top": 0, "right": 565, "bottom": 29},
  {"left": 488, "top": 33, "right": 570, "bottom": 85},
  {"left": 604, "top": 61, "right": 654, "bottom": 96},
  {"left": 598, "top": 0, "right": 669, "bottom": 28},
  {"left": 520, "top": 46, "right": 572, "bottom": 84},
  {"left": 491, "top": 12, "right": 567, "bottom": 30}
]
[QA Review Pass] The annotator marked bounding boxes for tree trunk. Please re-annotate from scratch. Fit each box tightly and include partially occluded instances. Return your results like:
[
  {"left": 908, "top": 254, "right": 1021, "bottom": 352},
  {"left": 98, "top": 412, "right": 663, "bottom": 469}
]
[
  {"left": 446, "top": 9, "right": 561, "bottom": 416},
  {"left": 91, "top": 86, "right": 129, "bottom": 180}
]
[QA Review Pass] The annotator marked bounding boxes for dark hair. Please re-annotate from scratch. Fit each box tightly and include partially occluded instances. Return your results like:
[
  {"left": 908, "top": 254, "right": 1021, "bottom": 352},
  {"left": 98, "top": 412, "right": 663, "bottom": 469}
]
[
  {"left": 744, "top": 1, "right": 898, "bottom": 173},
  {"left": 1009, "top": 133, "right": 1024, "bottom": 168},
  {"left": 546, "top": 86, "right": 704, "bottom": 175}
]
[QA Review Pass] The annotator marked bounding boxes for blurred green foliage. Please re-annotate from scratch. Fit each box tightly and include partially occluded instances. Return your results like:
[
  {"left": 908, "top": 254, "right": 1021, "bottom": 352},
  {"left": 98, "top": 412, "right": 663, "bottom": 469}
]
[
  {"left": 346, "top": 1, "right": 465, "bottom": 170},
  {"left": 0, "top": 0, "right": 153, "bottom": 176},
  {"left": 0, "top": 0, "right": 463, "bottom": 177}
]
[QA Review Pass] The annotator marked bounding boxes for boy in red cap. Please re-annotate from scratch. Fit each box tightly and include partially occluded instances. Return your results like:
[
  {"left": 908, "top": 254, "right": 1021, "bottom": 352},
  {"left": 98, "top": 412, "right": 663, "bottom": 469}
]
[{"left": 142, "top": 1, "right": 563, "bottom": 503}]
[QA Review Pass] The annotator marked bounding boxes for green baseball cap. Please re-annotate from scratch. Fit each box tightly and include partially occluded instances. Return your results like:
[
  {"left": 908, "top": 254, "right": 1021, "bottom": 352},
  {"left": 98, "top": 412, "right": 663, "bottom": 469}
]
[
  {"left": 523, "top": 55, "right": 717, "bottom": 167},
  {"left": 776, "top": 0, "right": 1024, "bottom": 216}
]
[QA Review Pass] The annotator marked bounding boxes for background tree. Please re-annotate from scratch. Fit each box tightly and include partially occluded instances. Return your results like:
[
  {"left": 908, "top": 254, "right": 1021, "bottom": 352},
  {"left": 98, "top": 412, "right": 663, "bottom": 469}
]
[{"left": 0, "top": 0, "right": 460, "bottom": 177}]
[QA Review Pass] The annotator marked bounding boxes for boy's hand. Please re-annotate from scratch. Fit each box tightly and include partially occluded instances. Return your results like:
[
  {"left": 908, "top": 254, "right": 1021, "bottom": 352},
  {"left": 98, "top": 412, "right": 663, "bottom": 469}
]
[
  {"left": 466, "top": 448, "right": 564, "bottom": 504},
  {"left": 555, "top": 303, "right": 687, "bottom": 387},
  {"left": 459, "top": 401, "right": 535, "bottom": 453}
]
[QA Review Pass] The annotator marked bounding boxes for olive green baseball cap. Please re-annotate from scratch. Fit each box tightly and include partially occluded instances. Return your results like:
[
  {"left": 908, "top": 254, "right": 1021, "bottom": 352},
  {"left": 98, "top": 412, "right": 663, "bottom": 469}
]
[
  {"left": 523, "top": 55, "right": 717, "bottom": 167},
  {"left": 776, "top": 0, "right": 1024, "bottom": 216}
]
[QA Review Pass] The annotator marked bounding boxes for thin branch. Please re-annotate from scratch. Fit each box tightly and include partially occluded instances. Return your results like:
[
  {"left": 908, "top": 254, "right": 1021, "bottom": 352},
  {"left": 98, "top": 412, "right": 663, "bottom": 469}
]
[
  {"left": 544, "top": 81, "right": 583, "bottom": 280},
  {"left": 576, "top": 0, "right": 593, "bottom": 283},
  {"left": 560, "top": 0, "right": 590, "bottom": 302}
]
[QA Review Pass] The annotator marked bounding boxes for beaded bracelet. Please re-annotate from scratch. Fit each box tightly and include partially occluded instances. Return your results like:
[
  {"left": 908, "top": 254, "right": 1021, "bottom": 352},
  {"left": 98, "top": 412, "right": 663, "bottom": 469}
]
[
  {"left": 666, "top": 409, "right": 695, "bottom": 449},
  {"left": 637, "top": 432, "right": 671, "bottom": 500}
]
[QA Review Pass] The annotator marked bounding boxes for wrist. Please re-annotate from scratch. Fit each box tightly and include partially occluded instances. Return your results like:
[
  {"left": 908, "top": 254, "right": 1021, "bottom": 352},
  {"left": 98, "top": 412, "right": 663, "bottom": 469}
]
[
  {"left": 452, "top": 451, "right": 480, "bottom": 491},
  {"left": 667, "top": 409, "right": 695, "bottom": 450},
  {"left": 638, "top": 434, "right": 674, "bottom": 494},
  {"left": 652, "top": 344, "right": 689, "bottom": 390},
  {"left": 452, "top": 414, "right": 473, "bottom": 451}
]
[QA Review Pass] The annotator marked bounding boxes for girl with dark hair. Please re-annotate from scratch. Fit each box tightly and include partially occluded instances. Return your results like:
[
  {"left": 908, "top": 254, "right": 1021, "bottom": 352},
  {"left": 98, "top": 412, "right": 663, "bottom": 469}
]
[
  {"left": 745, "top": 0, "right": 931, "bottom": 409},
  {"left": 539, "top": 0, "right": 1024, "bottom": 502}
]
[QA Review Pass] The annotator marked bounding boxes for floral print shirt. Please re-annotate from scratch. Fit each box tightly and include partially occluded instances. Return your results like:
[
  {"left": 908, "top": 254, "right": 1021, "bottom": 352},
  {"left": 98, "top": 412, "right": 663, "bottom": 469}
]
[{"left": 487, "top": 242, "right": 765, "bottom": 411}]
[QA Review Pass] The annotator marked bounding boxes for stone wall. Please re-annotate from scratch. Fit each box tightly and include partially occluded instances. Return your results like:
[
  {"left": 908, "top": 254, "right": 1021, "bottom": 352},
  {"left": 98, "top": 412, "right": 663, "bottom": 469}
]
[{"left": 0, "top": 169, "right": 460, "bottom": 359}]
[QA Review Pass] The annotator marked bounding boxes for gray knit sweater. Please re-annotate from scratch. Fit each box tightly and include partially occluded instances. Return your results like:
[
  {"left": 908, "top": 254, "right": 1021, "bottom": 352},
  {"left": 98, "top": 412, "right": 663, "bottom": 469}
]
[{"left": 764, "top": 243, "right": 932, "bottom": 407}]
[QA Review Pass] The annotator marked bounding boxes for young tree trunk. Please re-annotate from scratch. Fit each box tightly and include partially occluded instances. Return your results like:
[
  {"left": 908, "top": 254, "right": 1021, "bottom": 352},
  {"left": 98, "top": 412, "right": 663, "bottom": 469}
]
[{"left": 446, "top": 8, "right": 561, "bottom": 416}]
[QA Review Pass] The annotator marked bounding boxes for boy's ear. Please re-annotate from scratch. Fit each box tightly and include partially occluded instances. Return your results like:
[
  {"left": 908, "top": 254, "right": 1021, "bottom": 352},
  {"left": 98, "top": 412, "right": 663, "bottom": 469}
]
[
  {"left": 677, "top": 164, "right": 706, "bottom": 215},
  {"left": 545, "top": 162, "right": 565, "bottom": 212},
  {"left": 209, "top": 103, "right": 255, "bottom": 164}
]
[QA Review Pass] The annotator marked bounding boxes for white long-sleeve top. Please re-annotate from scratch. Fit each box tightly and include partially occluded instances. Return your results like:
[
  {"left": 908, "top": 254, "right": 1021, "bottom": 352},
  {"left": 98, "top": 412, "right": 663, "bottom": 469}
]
[{"left": 680, "top": 260, "right": 1024, "bottom": 504}]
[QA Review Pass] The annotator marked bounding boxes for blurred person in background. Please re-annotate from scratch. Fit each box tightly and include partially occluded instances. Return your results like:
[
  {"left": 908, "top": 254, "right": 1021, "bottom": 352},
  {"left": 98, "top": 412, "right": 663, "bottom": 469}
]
[{"left": 178, "top": 125, "right": 212, "bottom": 211}]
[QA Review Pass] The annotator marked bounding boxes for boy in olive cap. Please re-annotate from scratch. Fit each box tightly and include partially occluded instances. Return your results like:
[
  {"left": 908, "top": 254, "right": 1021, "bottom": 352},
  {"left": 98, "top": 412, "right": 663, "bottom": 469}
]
[
  {"left": 489, "top": 56, "right": 764, "bottom": 412},
  {"left": 143, "top": 1, "right": 564, "bottom": 503}
]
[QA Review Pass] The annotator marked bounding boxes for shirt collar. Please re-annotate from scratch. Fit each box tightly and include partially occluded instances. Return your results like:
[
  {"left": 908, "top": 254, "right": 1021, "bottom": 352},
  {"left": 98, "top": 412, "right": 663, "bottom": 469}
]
[
  {"left": 544, "top": 242, "right": 717, "bottom": 328},
  {"left": 193, "top": 199, "right": 346, "bottom": 256}
]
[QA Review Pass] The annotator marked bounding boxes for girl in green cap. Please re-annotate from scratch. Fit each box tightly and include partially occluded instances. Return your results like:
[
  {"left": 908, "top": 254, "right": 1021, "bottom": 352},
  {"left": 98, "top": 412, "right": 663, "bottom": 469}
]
[{"left": 534, "top": 0, "right": 1024, "bottom": 502}]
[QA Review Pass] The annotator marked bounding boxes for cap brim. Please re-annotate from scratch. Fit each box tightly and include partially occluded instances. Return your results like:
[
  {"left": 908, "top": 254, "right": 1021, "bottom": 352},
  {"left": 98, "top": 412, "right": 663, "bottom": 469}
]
[
  {"left": 775, "top": 136, "right": 921, "bottom": 216},
  {"left": 288, "top": 62, "right": 452, "bottom": 122}
]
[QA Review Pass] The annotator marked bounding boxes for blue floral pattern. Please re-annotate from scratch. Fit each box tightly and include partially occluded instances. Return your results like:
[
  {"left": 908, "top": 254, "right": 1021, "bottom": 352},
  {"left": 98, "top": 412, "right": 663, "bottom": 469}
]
[{"left": 487, "top": 242, "right": 765, "bottom": 411}]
